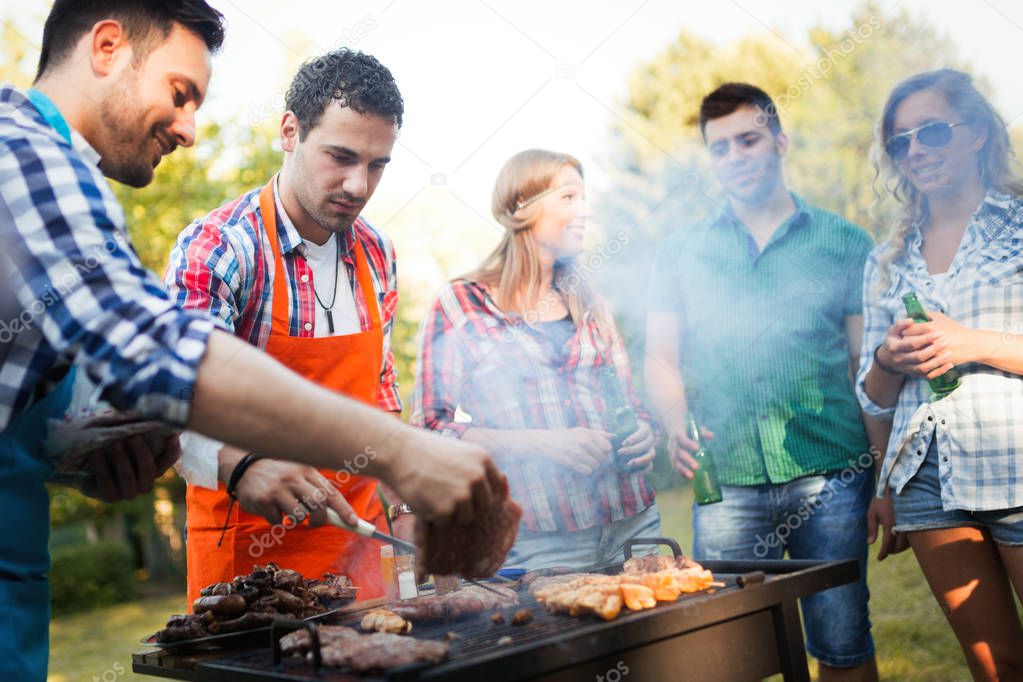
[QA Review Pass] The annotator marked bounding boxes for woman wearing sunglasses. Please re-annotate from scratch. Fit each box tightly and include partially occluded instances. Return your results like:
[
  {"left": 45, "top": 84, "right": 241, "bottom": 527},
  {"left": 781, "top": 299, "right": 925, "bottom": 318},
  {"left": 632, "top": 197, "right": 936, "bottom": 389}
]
[
  {"left": 410, "top": 149, "right": 661, "bottom": 569},
  {"left": 857, "top": 68, "right": 1023, "bottom": 679}
]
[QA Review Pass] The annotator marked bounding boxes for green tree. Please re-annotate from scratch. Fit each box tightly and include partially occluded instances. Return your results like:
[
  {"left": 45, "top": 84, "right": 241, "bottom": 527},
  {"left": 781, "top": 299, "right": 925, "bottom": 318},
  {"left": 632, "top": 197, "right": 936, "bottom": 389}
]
[
  {"left": 593, "top": 1, "right": 989, "bottom": 330},
  {"left": 113, "top": 122, "right": 282, "bottom": 273}
]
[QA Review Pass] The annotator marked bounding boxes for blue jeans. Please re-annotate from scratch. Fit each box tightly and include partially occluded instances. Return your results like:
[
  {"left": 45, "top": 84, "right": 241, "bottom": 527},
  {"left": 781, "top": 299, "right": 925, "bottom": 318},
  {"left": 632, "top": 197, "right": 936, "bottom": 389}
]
[
  {"left": 693, "top": 469, "right": 874, "bottom": 668},
  {"left": 892, "top": 439, "right": 1023, "bottom": 544},
  {"left": 504, "top": 504, "right": 661, "bottom": 570}
]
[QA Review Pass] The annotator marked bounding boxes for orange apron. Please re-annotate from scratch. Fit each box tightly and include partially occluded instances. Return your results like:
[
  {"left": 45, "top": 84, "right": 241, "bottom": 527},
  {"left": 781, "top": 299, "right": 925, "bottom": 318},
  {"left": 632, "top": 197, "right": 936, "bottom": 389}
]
[{"left": 185, "top": 181, "right": 386, "bottom": 607}]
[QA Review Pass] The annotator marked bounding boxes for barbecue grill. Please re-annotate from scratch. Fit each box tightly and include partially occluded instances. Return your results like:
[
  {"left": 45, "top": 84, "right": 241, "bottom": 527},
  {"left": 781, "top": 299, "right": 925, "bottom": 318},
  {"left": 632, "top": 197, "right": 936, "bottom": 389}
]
[{"left": 133, "top": 540, "right": 857, "bottom": 682}]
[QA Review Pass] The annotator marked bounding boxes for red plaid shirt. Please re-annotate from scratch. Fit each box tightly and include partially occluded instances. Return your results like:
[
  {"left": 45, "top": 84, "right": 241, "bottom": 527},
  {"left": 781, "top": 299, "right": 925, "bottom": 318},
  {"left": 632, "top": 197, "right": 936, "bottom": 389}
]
[
  {"left": 164, "top": 178, "right": 401, "bottom": 412},
  {"left": 410, "top": 279, "right": 655, "bottom": 532}
]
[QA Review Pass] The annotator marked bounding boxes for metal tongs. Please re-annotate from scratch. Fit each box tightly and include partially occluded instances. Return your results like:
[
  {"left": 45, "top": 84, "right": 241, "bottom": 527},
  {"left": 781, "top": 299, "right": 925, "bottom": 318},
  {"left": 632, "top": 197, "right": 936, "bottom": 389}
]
[{"left": 325, "top": 509, "right": 513, "bottom": 596}]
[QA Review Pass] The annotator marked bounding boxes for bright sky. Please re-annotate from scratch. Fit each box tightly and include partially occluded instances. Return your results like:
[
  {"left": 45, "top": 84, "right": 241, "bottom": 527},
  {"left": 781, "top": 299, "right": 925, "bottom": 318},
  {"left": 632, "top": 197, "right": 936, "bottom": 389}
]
[{"left": 4, "top": 0, "right": 1022, "bottom": 282}]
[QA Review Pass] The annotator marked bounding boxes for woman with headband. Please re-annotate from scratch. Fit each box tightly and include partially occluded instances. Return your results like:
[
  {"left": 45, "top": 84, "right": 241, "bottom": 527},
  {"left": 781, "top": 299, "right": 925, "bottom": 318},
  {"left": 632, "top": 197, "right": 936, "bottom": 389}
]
[{"left": 411, "top": 149, "right": 660, "bottom": 569}]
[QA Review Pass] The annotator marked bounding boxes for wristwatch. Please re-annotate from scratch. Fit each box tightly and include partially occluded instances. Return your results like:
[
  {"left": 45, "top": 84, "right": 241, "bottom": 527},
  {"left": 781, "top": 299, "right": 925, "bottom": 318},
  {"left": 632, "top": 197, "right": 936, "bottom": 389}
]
[{"left": 388, "top": 502, "right": 415, "bottom": 521}]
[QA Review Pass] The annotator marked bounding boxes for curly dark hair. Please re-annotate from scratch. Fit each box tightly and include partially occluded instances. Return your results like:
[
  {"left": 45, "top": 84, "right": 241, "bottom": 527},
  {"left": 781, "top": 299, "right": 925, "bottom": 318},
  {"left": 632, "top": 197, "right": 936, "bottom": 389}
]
[
  {"left": 285, "top": 49, "right": 404, "bottom": 139},
  {"left": 36, "top": 0, "right": 225, "bottom": 80}
]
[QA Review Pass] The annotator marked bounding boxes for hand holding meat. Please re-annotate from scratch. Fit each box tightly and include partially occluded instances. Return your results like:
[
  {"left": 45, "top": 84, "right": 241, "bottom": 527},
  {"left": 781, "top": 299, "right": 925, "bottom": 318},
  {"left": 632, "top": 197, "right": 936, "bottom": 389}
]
[
  {"left": 387, "top": 429, "right": 508, "bottom": 527},
  {"left": 83, "top": 433, "right": 181, "bottom": 502},
  {"left": 414, "top": 485, "right": 522, "bottom": 580},
  {"left": 219, "top": 450, "right": 359, "bottom": 527}
]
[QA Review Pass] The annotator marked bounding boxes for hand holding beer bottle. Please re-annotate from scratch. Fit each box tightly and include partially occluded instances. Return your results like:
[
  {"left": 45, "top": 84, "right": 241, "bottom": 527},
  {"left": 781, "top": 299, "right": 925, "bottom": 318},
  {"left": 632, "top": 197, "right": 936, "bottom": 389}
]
[
  {"left": 902, "top": 293, "right": 960, "bottom": 396},
  {"left": 685, "top": 413, "right": 723, "bottom": 505},
  {"left": 597, "top": 366, "right": 655, "bottom": 472}
]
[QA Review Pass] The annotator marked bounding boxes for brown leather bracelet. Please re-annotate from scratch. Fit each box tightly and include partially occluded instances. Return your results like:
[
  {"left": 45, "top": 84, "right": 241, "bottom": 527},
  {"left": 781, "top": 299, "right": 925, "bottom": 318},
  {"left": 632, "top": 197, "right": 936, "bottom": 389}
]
[{"left": 873, "top": 345, "right": 900, "bottom": 375}]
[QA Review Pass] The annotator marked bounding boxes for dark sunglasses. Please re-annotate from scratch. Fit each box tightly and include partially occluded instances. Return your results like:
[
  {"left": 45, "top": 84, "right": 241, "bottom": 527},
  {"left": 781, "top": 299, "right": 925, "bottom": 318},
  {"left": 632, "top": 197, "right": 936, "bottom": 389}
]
[{"left": 885, "top": 121, "right": 967, "bottom": 160}]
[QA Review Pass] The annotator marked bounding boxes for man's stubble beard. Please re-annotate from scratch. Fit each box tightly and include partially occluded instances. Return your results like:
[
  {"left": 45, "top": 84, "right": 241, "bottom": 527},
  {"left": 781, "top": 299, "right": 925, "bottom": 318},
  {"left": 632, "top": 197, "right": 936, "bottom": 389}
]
[
  {"left": 96, "top": 72, "right": 157, "bottom": 188},
  {"left": 291, "top": 160, "right": 354, "bottom": 235}
]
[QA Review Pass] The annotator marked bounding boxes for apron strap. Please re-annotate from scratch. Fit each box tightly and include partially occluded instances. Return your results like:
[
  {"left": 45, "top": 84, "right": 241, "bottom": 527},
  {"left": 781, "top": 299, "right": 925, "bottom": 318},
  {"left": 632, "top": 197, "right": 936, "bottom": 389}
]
[
  {"left": 258, "top": 180, "right": 382, "bottom": 336},
  {"left": 258, "top": 181, "right": 291, "bottom": 335}
]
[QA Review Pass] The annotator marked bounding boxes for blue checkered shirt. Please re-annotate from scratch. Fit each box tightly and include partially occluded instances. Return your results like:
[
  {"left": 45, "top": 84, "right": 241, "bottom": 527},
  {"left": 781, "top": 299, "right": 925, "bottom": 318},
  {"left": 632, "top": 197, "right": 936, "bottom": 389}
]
[
  {"left": 0, "top": 84, "right": 214, "bottom": 430},
  {"left": 857, "top": 191, "right": 1023, "bottom": 511}
]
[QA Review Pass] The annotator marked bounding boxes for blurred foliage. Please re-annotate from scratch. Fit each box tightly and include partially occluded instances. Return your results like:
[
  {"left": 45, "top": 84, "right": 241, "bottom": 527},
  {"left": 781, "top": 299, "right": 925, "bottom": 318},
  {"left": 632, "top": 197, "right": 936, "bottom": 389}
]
[
  {"left": 598, "top": 1, "right": 974, "bottom": 243},
  {"left": 51, "top": 541, "right": 135, "bottom": 615},
  {"left": 0, "top": 17, "right": 37, "bottom": 88},
  {"left": 592, "top": 0, "right": 1014, "bottom": 367},
  {"left": 113, "top": 123, "right": 283, "bottom": 273}
]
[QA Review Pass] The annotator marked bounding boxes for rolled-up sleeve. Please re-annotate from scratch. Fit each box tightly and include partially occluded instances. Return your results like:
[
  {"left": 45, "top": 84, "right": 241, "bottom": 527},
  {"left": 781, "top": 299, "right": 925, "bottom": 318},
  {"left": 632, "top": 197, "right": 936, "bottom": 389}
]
[
  {"left": 855, "top": 249, "right": 896, "bottom": 417},
  {"left": 1, "top": 131, "right": 213, "bottom": 426}
]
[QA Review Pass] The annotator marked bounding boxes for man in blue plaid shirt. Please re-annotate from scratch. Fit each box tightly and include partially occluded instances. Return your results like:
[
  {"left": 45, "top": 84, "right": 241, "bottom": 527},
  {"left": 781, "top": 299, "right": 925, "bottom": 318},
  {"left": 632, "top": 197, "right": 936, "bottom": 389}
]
[{"left": 0, "top": 3, "right": 508, "bottom": 677}]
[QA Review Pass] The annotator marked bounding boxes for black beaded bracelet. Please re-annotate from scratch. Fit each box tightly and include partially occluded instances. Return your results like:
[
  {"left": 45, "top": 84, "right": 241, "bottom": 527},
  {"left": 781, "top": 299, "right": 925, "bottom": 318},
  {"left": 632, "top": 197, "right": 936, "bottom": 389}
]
[
  {"left": 226, "top": 453, "right": 259, "bottom": 499},
  {"left": 873, "top": 345, "right": 900, "bottom": 375}
]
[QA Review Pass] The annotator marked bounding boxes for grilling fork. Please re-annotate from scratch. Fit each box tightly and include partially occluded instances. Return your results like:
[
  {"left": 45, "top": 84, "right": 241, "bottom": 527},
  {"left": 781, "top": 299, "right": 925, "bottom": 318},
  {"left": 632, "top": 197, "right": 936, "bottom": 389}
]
[{"left": 325, "top": 509, "right": 512, "bottom": 596}]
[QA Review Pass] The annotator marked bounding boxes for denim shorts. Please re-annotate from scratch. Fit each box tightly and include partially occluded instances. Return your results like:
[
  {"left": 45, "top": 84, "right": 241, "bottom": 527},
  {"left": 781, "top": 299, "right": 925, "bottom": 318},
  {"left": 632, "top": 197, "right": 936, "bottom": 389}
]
[
  {"left": 692, "top": 468, "right": 874, "bottom": 668},
  {"left": 503, "top": 504, "right": 662, "bottom": 571},
  {"left": 891, "top": 440, "right": 1023, "bottom": 545}
]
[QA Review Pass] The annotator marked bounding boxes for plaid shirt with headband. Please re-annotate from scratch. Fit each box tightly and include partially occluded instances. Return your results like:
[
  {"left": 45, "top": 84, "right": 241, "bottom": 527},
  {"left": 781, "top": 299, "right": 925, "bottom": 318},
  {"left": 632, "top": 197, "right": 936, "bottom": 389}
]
[
  {"left": 858, "top": 191, "right": 1023, "bottom": 511},
  {"left": 410, "top": 278, "right": 656, "bottom": 533}
]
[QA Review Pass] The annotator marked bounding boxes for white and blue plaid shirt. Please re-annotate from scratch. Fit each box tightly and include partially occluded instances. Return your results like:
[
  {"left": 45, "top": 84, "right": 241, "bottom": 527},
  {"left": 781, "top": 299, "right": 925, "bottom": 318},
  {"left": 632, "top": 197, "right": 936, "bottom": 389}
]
[
  {"left": 857, "top": 190, "right": 1023, "bottom": 511},
  {"left": 0, "top": 84, "right": 214, "bottom": 431}
]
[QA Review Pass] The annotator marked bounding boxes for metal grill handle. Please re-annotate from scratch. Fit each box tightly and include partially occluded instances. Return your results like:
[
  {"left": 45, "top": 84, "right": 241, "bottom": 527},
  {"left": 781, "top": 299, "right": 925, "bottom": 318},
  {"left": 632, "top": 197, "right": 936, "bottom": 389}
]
[
  {"left": 736, "top": 571, "right": 766, "bottom": 588},
  {"left": 270, "top": 619, "right": 321, "bottom": 672},
  {"left": 623, "top": 537, "right": 682, "bottom": 559}
]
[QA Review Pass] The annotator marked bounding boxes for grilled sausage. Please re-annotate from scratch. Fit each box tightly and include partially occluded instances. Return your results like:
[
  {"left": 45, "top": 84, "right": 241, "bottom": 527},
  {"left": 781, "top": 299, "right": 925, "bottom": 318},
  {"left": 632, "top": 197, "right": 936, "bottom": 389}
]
[{"left": 192, "top": 594, "right": 247, "bottom": 619}]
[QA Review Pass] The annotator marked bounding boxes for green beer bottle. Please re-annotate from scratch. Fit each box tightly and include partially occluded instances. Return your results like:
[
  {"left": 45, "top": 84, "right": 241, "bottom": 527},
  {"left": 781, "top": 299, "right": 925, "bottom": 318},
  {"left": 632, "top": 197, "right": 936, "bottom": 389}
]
[
  {"left": 902, "top": 292, "right": 960, "bottom": 396},
  {"left": 686, "top": 412, "right": 722, "bottom": 505},
  {"left": 598, "top": 366, "right": 640, "bottom": 470}
]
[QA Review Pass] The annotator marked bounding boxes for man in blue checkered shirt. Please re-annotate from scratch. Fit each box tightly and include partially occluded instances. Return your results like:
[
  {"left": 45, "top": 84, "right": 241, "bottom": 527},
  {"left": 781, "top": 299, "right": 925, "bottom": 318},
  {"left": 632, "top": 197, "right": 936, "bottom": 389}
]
[{"left": 0, "top": 3, "right": 508, "bottom": 677}]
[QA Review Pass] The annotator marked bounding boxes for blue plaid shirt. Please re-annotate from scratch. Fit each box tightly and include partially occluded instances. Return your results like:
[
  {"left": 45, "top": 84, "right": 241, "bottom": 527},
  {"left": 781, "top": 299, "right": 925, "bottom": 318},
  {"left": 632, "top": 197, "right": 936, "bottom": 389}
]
[
  {"left": 857, "top": 191, "right": 1023, "bottom": 511},
  {"left": 0, "top": 84, "right": 214, "bottom": 430}
]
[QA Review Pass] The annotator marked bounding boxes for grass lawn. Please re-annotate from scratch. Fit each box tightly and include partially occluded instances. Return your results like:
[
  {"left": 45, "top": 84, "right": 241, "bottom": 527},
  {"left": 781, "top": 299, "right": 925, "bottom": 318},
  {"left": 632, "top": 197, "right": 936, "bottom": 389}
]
[{"left": 48, "top": 484, "right": 972, "bottom": 681}]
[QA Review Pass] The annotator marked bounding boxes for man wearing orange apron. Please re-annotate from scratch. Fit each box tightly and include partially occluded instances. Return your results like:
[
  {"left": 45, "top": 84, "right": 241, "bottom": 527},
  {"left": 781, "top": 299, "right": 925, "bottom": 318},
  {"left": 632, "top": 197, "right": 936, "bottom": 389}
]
[{"left": 165, "top": 49, "right": 412, "bottom": 605}]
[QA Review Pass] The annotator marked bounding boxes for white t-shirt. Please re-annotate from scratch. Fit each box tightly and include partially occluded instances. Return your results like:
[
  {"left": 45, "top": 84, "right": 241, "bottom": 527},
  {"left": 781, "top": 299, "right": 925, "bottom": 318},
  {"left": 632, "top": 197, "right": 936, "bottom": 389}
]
[
  {"left": 178, "top": 231, "right": 365, "bottom": 488},
  {"left": 301, "top": 233, "right": 360, "bottom": 337}
]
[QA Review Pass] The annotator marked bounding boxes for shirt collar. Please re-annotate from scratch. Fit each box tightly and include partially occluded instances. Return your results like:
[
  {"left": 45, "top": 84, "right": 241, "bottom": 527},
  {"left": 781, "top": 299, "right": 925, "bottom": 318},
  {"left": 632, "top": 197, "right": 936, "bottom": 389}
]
[
  {"left": 907, "top": 189, "right": 1022, "bottom": 248},
  {"left": 70, "top": 129, "right": 101, "bottom": 167},
  {"left": 713, "top": 191, "right": 811, "bottom": 245},
  {"left": 271, "top": 174, "right": 357, "bottom": 260},
  {"left": 19, "top": 87, "right": 102, "bottom": 167},
  {"left": 976, "top": 189, "right": 1022, "bottom": 242}
]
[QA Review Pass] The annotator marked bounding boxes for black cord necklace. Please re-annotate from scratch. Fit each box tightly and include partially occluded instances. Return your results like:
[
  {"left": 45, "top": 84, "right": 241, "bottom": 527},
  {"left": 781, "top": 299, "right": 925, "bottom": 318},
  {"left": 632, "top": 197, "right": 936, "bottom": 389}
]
[{"left": 310, "top": 233, "right": 340, "bottom": 334}]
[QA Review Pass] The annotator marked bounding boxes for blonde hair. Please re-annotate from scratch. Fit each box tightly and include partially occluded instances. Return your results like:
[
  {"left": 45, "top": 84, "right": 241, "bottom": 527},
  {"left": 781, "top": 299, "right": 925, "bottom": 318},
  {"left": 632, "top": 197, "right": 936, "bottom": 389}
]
[
  {"left": 872, "top": 69, "right": 1023, "bottom": 291},
  {"left": 465, "top": 149, "right": 614, "bottom": 339}
]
